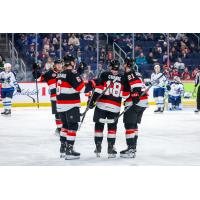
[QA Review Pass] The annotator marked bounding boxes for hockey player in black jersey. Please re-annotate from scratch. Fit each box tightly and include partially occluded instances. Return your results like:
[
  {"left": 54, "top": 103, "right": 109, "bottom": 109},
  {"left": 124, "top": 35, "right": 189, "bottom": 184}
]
[
  {"left": 56, "top": 56, "right": 87, "bottom": 159},
  {"left": 32, "top": 59, "right": 63, "bottom": 135},
  {"left": 120, "top": 58, "right": 148, "bottom": 158},
  {"left": 88, "top": 60, "right": 130, "bottom": 158}
]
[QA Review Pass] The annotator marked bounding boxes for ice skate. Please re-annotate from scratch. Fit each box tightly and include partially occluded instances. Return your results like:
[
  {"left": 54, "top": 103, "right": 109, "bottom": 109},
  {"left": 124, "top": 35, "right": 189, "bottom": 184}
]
[
  {"left": 65, "top": 144, "right": 80, "bottom": 160},
  {"left": 120, "top": 146, "right": 136, "bottom": 158},
  {"left": 94, "top": 142, "right": 102, "bottom": 157},
  {"left": 107, "top": 143, "right": 117, "bottom": 158},
  {"left": 60, "top": 142, "right": 66, "bottom": 158}
]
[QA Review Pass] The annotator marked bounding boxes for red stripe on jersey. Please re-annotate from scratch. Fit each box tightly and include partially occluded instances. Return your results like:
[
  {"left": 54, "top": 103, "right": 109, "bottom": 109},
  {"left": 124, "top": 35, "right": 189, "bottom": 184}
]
[
  {"left": 56, "top": 120, "right": 62, "bottom": 125},
  {"left": 126, "top": 129, "right": 136, "bottom": 134},
  {"left": 60, "top": 81, "right": 73, "bottom": 88},
  {"left": 67, "top": 131, "right": 76, "bottom": 136},
  {"left": 51, "top": 93, "right": 56, "bottom": 98},
  {"left": 61, "top": 128, "right": 68, "bottom": 133},
  {"left": 47, "top": 79, "right": 56, "bottom": 86},
  {"left": 75, "top": 82, "right": 85, "bottom": 92},
  {"left": 122, "top": 91, "right": 130, "bottom": 96},
  {"left": 129, "top": 79, "right": 142, "bottom": 86},
  {"left": 98, "top": 99, "right": 121, "bottom": 107},
  {"left": 57, "top": 99, "right": 80, "bottom": 104},
  {"left": 95, "top": 130, "right": 103, "bottom": 133},
  {"left": 140, "top": 96, "right": 148, "bottom": 100},
  {"left": 108, "top": 130, "right": 116, "bottom": 134}
]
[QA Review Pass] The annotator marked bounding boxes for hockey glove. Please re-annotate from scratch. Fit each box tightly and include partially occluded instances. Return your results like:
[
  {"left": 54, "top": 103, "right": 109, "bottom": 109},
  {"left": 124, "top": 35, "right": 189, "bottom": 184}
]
[{"left": 17, "top": 85, "right": 22, "bottom": 93}]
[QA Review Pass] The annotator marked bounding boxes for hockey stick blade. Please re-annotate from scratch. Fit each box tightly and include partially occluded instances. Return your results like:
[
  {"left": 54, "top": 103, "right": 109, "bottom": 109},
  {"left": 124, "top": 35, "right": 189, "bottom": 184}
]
[{"left": 99, "top": 118, "right": 115, "bottom": 124}]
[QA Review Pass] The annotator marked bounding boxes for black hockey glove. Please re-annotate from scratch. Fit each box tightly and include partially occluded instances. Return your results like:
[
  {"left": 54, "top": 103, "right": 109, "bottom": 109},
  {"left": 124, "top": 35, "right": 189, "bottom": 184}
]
[
  {"left": 0, "top": 78, "right": 5, "bottom": 83},
  {"left": 166, "top": 84, "right": 171, "bottom": 91},
  {"left": 16, "top": 85, "right": 22, "bottom": 93},
  {"left": 131, "top": 92, "right": 140, "bottom": 104},
  {"left": 88, "top": 92, "right": 99, "bottom": 109}
]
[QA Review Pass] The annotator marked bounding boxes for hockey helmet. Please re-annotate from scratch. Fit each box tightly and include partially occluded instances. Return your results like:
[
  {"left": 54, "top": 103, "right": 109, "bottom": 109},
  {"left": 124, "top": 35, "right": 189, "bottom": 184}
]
[
  {"left": 4, "top": 63, "right": 12, "bottom": 71},
  {"left": 174, "top": 76, "right": 181, "bottom": 83},
  {"left": 54, "top": 59, "right": 63, "bottom": 65},
  {"left": 110, "top": 60, "right": 120, "bottom": 71},
  {"left": 124, "top": 57, "right": 134, "bottom": 68}
]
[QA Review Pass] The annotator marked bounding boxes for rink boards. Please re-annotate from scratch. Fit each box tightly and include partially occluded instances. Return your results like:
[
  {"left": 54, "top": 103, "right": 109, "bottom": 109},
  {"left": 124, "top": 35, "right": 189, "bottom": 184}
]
[{"left": 0, "top": 82, "right": 196, "bottom": 107}]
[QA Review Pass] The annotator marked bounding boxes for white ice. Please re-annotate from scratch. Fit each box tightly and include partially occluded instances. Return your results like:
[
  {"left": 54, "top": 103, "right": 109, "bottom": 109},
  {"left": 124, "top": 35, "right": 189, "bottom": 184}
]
[{"left": 0, "top": 106, "right": 200, "bottom": 166}]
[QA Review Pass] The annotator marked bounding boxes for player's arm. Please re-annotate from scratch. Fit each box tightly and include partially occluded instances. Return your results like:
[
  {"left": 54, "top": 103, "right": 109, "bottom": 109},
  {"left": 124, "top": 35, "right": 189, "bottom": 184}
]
[
  {"left": 69, "top": 71, "right": 86, "bottom": 93},
  {"left": 195, "top": 73, "right": 199, "bottom": 87},
  {"left": 10, "top": 72, "right": 21, "bottom": 93}
]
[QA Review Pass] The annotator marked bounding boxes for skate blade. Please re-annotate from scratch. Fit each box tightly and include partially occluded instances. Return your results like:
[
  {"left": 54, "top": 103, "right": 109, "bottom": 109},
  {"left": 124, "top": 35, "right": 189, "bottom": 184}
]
[
  {"left": 108, "top": 154, "right": 117, "bottom": 159},
  {"left": 120, "top": 153, "right": 135, "bottom": 158},
  {"left": 95, "top": 153, "right": 101, "bottom": 158},
  {"left": 60, "top": 153, "right": 66, "bottom": 158},
  {"left": 65, "top": 155, "right": 80, "bottom": 160}
]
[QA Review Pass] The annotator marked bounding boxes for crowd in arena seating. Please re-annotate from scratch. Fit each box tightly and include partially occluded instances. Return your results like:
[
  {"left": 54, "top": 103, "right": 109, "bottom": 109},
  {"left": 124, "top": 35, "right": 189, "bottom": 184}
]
[
  {"left": 12, "top": 33, "right": 200, "bottom": 81},
  {"left": 109, "top": 33, "right": 200, "bottom": 79}
]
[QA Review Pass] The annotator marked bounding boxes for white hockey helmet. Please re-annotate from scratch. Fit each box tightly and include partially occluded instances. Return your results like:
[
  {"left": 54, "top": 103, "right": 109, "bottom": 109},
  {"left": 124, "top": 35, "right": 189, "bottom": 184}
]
[
  {"left": 4, "top": 63, "right": 12, "bottom": 71},
  {"left": 174, "top": 76, "right": 181, "bottom": 83},
  {"left": 154, "top": 64, "right": 160, "bottom": 73}
]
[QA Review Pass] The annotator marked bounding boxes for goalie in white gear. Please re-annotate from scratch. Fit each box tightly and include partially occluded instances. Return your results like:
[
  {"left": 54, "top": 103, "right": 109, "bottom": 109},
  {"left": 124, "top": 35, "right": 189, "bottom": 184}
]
[
  {"left": 151, "top": 64, "right": 168, "bottom": 113},
  {"left": 167, "top": 76, "right": 184, "bottom": 110},
  {"left": 0, "top": 63, "right": 21, "bottom": 115}
]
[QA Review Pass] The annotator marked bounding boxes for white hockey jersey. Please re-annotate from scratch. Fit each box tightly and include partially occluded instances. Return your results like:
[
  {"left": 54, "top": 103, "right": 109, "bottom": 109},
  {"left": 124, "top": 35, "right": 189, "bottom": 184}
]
[
  {"left": 151, "top": 72, "right": 167, "bottom": 88},
  {"left": 0, "top": 71, "right": 18, "bottom": 89},
  {"left": 168, "top": 82, "right": 184, "bottom": 97}
]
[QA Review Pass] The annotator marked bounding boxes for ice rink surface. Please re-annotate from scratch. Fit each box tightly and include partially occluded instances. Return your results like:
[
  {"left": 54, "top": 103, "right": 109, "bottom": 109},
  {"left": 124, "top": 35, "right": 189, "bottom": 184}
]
[{"left": 0, "top": 106, "right": 200, "bottom": 166}]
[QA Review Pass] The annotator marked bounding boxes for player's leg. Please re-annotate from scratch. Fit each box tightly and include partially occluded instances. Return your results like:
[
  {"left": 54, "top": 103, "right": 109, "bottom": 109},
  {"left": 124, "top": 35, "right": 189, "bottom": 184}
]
[
  {"left": 121, "top": 105, "right": 145, "bottom": 158},
  {"left": 157, "top": 88, "right": 165, "bottom": 112},
  {"left": 59, "top": 112, "right": 68, "bottom": 158},
  {"left": 107, "top": 111, "right": 119, "bottom": 158},
  {"left": 1, "top": 88, "right": 6, "bottom": 114},
  {"left": 93, "top": 107, "right": 106, "bottom": 157},
  {"left": 168, "top": 95, "right": 173, "bottom": 110},
  {"left": 65, "top": 107, "right": 81, "bottom": 160},
  {"left": 51, "top": 100, "right": 62, "bottom": 135},
  {"left": 153, "top": 88, "right": 160, "bottom": 112},
  {"left": 195, "top": 85, "right": 200, "bottom": 113},
  {"left": 2, "top": 89, "right": 14, "bottom": 115},
  {"left": 176, "top": 96, "right": 182, "bottom": 110}
]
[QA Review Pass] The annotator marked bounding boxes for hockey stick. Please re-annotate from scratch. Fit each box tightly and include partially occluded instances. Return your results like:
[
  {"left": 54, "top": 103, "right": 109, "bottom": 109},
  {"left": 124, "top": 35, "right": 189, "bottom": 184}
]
[
  {"left": 99, "top": 71, "right": 168, "bottom": 124},
  {"left": 34, "top": 69, "right": 40, "bottom": 109},
  {"left": 78, "top": 88, "right": 96, "bottom": 130},
  {"left": 78, "top": 77, "right": 117, "bottom": 130},
  {"left": 26, "top": 94, "right": 36, "bottom": 103}
]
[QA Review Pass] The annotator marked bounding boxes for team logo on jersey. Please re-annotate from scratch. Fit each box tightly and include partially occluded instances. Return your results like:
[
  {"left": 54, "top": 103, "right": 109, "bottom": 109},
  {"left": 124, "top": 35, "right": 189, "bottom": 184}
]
[{"left": 52, "top": 73, "right": 56, "bottom": 77}]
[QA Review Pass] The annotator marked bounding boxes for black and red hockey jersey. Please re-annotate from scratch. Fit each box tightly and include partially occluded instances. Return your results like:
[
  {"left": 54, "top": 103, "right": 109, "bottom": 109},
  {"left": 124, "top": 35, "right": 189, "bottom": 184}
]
[
  {"left": 124, "top": 70, "right": 148, "bottom": 107},
  {"left": 94, "top": 71, "right": 130, "bottom": 113},
  {"left": 38, "top": 69, "right": 57, "bottom": 101},
  {"left": 56, "top": 69, "right": 85, "bottom": 112}
]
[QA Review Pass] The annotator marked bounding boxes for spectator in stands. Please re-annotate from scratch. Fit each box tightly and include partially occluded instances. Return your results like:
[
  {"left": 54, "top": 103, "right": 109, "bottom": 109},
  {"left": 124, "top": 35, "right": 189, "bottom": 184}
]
[
  {"left": 84, "top": 65, "right": 95, "bottom": 80},
  {"left": 134, "top": 45, "right": 143, "bottom": 57},
  {"left": 94, "top": 63, "right": 105, "bottom": 78},
  {"left": 136, "top": 52, "right": 147, "bottom": 66},
  {"left": 68, "top": 34, "right": 80, "bottom": 46},
  {"left": 44, "top": 57, "right": 54, "bottom": 71},
  {"left": 170, "top": 68, "right": 180, "bottom": 79},
  {"left": 192, "top": 67, "right": 199, "bottom": 79},
  {"left": 99, "top": 48, "right": 106, "bottom": 63},
  {"left": 107, "top": 49, "right": 113, "bottom": 61},
  {"left": 83, "top": 34, "right": 94, "bottom": 41},
  {"left": 76, "top": 48, "right": 82, "bottom": 64},
  {"left": 174, "top": 58, "right": 185, "bottom": 74},
  {"left": 181, "top": 67, "right": 191, "bottom": 80},
  {"left": 0, "top": 55, "right": 5, "bottom": 71},
  {"left": 146, "top": 52, "right": 156, "bottom": 64},
  {"left": 163, "top": 51, "right": 168, "bottom": 64}
]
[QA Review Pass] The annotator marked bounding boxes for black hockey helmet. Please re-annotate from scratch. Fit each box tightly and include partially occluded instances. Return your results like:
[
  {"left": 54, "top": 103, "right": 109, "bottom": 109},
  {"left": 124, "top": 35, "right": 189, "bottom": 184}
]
[
  {"left": 110, "top": 60, "right": 120, "bottom": 71},
  {"left": 63, "top": 55, "right": 76, "bottom": 67},
  {"left": 124, "top": 57, "right": 135, "bottom": 68},
  {"left": 54, "top": 59, "right": 63, "bottom": 64}
]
